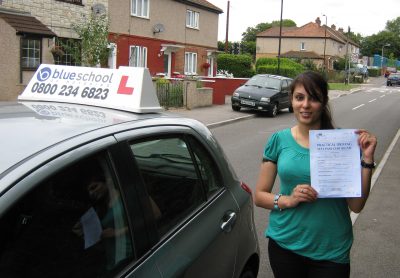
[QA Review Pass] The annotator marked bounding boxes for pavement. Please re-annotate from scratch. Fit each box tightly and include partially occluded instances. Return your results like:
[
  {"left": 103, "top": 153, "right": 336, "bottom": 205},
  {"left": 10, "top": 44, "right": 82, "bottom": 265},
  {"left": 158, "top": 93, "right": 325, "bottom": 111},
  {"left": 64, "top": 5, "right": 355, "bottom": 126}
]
[{"left": 169, "top": 78, "right": 400, "bottom": 276}]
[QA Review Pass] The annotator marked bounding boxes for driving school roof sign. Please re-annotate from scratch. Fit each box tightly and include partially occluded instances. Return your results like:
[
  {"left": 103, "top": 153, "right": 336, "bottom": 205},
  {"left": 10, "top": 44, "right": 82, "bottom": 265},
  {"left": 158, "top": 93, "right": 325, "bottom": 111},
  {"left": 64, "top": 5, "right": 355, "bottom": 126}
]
[{"left": 19, "top": 64, "right": 163, "bottom": 113}]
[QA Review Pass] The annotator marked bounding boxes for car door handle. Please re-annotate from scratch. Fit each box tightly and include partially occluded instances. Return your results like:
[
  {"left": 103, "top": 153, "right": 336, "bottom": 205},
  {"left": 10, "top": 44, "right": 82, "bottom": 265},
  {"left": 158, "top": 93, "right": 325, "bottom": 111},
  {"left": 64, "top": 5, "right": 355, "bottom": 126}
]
[{"left": 220, "top": 211, "right": 237, "bottom": 233}]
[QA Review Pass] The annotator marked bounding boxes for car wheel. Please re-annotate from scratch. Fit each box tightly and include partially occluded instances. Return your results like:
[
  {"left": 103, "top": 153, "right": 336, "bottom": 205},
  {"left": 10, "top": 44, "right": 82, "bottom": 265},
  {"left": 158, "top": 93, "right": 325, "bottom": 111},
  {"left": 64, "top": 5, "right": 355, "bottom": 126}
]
[
  {"left": 289, "top": 105, "right": 294, "bottom": 113},
  {"left": 268, "top": 103, "right": 278, "bottom": 117},
  {"left": 232, "top": 105, "right": 241, "bottom": 112}
]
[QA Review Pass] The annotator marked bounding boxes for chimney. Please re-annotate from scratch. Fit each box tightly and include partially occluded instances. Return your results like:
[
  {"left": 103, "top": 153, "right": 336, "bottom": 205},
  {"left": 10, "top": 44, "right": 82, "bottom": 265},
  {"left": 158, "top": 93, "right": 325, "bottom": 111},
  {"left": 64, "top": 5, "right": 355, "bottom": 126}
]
[
  {"left": 331, "top": 24, "right": 336, "bottom": 30},
  {"left": 315, "top": 17, "right": 321, "bottom": 26},
  {"left": 338, "top": 27, "right": 344, "bottom": 33}
]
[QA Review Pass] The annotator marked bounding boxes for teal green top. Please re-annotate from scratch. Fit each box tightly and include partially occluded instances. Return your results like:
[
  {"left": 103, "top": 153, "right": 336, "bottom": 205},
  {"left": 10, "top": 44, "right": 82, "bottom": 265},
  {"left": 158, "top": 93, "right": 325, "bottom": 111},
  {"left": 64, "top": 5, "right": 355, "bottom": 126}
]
[{"left": 264, "top": 128, "right": 353, "bottom": 263}]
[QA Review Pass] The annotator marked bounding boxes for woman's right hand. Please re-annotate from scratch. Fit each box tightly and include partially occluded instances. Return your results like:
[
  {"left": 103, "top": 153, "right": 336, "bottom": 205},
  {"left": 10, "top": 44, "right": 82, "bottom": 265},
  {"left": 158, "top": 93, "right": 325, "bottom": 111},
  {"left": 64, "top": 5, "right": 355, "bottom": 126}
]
[{"left": 284, "top": 184, "right": 318, "bottom": 208}]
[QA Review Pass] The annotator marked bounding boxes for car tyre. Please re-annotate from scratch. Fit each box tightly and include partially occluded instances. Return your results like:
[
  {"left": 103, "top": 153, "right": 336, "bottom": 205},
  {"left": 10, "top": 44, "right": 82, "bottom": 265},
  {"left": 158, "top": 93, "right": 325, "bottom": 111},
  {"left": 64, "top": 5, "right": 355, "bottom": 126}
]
[
  {"left": 232, "top": 105, "right": 241, "bottom": 112},
  {"left": 288, "top": 105, "right": 294, "bottom": 113},
  {"left": 268, "top": 103, "right": 278, "bottom": 117}
]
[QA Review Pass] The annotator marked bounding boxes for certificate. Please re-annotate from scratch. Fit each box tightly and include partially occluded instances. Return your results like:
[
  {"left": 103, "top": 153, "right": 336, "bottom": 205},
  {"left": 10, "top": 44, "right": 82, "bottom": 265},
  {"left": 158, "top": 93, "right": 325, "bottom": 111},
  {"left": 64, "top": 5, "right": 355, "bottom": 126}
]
[
  {"left": 80, "top": 207, "right": 103, "bottom": 249},
  {"left": 310, "top": 129, "right": 361, "bottom": 198}
]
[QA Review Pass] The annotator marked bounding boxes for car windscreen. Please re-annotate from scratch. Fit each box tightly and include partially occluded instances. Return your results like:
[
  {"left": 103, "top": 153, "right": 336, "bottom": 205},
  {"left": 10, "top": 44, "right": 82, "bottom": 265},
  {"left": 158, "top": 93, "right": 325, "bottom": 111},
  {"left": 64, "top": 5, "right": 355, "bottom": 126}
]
[{"left": 245, "top": 76, "right": 281, "bottom": 90}]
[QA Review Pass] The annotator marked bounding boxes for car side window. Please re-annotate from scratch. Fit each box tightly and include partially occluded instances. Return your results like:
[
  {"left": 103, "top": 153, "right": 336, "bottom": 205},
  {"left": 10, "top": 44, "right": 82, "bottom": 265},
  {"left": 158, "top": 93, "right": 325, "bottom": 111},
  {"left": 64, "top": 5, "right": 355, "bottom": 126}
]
[
  {"left": 0, "top": 152, "right": 133, "bottom": 277},
  {"left": 129, "top": 135, "right": 222, "bottom": 238},
  {"left": 281, "top": 80, "right": 289, "bottom": 91},
  {"left": 187, "top": 136, "right": 223, "bottom": 198}
]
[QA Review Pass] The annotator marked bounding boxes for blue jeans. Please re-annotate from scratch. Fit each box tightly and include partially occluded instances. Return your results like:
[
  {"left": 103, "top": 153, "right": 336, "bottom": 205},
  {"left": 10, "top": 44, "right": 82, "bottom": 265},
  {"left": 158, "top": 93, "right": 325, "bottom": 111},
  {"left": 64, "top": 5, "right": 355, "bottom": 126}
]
[{"left": 268, "top": 238, "right": 350, "bottom": 278}]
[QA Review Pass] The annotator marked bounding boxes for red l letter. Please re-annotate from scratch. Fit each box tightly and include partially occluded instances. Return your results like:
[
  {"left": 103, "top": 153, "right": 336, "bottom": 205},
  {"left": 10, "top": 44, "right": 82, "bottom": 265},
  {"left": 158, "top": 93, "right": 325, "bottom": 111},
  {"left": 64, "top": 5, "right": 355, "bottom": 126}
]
[{"left": 117, "top": 75, "right": 134, "bottom": 95}]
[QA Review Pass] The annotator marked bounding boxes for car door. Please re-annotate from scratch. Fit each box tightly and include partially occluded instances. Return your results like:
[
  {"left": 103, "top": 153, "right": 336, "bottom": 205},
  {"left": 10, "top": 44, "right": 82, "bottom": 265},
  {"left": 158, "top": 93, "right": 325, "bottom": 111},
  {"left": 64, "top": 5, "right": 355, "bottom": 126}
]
[
  {"left": 115, "top": 126, "right": 241, "bottom": 278},
  {"left": 0, "top": 138, "right": 153, "bottom": 277}
]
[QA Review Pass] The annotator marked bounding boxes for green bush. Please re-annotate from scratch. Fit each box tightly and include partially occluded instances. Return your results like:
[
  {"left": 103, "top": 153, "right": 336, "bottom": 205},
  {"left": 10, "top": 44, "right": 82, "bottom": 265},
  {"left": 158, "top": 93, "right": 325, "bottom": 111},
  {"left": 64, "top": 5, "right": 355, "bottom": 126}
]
[
  {"left": 255, "top": 57, "right": 304, "bottom": 78},
  {"left": 155, "top": 78, "right": 170, "bottom": 85},
  {"left": 217, "top": 54, "right": 253, "bottom": 78},
  {"left": 326, "top": 71, "right": 346, "bottom": 83},
  {"left": 256, "top": 65, "right": 303, "bottom": 78},
  {"left": 368, "top": 68, "right": 380, "bottom": 77},
  {"left": 256, "top": 57, "right": 303, "bottom": 69}
]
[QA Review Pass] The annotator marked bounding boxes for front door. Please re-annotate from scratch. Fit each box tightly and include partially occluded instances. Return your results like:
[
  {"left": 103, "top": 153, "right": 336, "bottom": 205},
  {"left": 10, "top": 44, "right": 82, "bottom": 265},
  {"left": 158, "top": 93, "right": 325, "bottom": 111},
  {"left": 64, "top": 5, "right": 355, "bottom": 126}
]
[{"left": 163, "top": 53, "right": 169, "bottom": 77}]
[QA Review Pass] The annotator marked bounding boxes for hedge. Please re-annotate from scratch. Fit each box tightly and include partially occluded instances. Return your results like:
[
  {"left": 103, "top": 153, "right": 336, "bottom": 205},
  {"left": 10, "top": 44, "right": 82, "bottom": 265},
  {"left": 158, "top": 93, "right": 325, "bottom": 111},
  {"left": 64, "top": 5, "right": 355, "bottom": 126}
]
[
  {"left": 217, "top": 54, "right": 254, "bottom": 78},
  {"left": 256, "top": 65, "right": 303, "bottom": 78},
  {"left": 255, "top": 57, "right": 304, "bottom": 78},
  {"left": 368, "top": 68, "right": 380, "bottom": 77}
]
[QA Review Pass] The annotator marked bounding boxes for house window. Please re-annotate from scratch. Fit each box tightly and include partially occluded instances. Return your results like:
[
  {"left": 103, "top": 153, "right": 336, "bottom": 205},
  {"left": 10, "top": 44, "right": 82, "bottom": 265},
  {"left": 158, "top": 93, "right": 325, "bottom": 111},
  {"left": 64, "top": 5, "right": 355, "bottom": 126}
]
[
  {"left": 300, "top": 42, "right": 306, "bottom": 51},
  {"left": 21, "top": 37, "right": 41, "bottom": 69},
  {"left": 185, "top": 52, "right": 197, "bottom": 75},
  {"left": 131, "top": 0, "right": 149, "bottom": 18},
  {"left": 129, "top": 45, "right": 147, "bottom": 67},
  {"left": 186, "top": 10, "right": 199, "bottom": 29},
  {"left": 53, "top": 38, "right": 81, "bottom": 66}
]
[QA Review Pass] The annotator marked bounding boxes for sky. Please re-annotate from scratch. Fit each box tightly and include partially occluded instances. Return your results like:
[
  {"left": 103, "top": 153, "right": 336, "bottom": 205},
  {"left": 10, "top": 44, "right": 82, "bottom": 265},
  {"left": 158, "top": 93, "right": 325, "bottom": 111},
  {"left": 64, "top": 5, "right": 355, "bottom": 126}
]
[{"left": 208, "top": 0, "right": 399, "bottom": 42}]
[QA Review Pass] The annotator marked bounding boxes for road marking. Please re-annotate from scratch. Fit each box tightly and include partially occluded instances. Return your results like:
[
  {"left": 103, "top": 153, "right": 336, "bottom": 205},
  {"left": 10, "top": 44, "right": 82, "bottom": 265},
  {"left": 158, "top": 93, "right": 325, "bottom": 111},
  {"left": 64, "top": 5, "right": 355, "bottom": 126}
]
[
  {"left": 368, "top": 99, "right": 377, "bottom": 103},
  {"left": 351, "top": 129, "right": 400, "bottom": 225},
  {"left": 380, "top": 95, "right": 385, "bottom": 98},
  {"left": 352, "top": 104, "right": 365, "bottom": 110}
]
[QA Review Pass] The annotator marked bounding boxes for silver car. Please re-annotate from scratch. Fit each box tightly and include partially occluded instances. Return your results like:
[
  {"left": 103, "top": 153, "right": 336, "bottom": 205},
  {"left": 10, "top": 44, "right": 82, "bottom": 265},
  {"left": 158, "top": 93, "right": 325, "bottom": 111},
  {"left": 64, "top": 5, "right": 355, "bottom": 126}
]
[{"left": 0, "top": 66, "right": 259, "bottom": 277}]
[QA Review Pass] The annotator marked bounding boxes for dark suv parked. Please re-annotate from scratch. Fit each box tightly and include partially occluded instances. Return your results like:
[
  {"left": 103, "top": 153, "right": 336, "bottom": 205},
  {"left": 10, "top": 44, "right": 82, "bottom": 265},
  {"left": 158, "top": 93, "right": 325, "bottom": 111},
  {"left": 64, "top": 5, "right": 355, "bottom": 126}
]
[{"left": 231, "top": 74, "right": 293, "bottom": 117}]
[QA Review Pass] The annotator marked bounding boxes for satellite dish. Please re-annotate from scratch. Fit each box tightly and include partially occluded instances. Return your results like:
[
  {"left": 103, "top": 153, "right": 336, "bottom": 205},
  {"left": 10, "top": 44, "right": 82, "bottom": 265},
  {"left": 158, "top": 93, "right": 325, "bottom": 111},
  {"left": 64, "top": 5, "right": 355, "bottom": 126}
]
[
  {"left": 153, "top": 23, "right": 165, "bottom": 34},
  {"left": 92, "top": 3, "right": 106, "bottom": 15}
]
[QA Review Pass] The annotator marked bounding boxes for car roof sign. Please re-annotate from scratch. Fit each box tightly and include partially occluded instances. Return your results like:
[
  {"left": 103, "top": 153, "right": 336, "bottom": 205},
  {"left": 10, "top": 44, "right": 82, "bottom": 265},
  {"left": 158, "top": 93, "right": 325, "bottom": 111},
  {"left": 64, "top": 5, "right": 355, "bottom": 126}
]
[{"left": 18, "top": 64, "right": 163, "bottom": 113}]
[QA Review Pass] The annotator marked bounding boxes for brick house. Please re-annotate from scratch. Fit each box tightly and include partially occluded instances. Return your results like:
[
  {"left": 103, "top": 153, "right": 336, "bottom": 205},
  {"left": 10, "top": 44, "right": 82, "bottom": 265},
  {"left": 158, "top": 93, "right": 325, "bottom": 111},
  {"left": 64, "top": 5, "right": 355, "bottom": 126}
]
[
  {"left": 0, "top": 0, "right": 107, "bottom": 100},
  {"left": 0, "top": 0, "right": 222, "bottom": 100},
  {"left": 256, "top": 17, "right": 360, "bottom": 70},
  {"left": 108, "top": 0, "right": 222, "bottom": 78}
]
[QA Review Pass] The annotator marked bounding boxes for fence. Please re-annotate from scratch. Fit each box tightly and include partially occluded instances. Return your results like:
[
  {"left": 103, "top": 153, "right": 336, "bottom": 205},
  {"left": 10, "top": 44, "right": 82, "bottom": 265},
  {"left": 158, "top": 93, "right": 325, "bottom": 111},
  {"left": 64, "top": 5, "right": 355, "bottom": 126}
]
[
  {"left": 372, "top": 54, "right": 400, "bottom": 68},
  {"left": 155, "top": 79, "right": 184, "bottom": 109}
]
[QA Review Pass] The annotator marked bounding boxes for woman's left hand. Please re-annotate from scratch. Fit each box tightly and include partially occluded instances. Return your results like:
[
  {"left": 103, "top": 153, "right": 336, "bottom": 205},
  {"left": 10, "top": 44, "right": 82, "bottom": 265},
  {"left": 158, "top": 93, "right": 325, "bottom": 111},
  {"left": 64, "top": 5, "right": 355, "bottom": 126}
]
[{"left": 356, "top": 129, "right": 377, "bottom": 161}]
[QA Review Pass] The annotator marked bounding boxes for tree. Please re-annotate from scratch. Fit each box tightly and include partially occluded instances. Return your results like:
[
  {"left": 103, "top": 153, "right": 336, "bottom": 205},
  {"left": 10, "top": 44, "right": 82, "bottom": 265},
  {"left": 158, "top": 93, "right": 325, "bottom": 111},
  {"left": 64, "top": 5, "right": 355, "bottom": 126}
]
[
  {"left": 64, "top": 13, "right": 111, "bottom": 67},
  {"left": 241, "top": 22, "right": 272, "bottom": 42},
  {"left": 348, "top": 32, "right": 362, "bottom": 46},
  {"left": 241, "top": 19, "right": 296, "bottom": 43},
  {"left": 218, "top": 40, "right": 234, "bottom": 53},
  {"left": 386, "top": 17, "right": 400, "bottom": 36},
  {"left": 360, "top": 31, "right": 400, "bottom": 58},
  {"left": 360, "top": 17, "right": 400, "bottom": 59}
]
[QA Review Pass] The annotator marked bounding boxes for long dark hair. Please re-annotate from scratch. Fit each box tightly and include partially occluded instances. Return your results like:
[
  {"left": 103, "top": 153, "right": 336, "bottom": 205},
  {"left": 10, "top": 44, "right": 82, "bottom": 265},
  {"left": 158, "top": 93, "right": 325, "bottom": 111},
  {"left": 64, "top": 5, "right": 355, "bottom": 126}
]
[{"left": 290, "top": 71, "right": 334, "bottom": 129}]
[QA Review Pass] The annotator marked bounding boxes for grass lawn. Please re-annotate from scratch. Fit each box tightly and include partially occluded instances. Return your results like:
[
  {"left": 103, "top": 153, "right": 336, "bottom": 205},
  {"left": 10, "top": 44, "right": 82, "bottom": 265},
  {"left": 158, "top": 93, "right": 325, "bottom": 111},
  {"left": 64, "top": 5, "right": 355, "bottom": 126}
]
[{"left": 328, "top": 83, "right": 359, "bottom": 91}]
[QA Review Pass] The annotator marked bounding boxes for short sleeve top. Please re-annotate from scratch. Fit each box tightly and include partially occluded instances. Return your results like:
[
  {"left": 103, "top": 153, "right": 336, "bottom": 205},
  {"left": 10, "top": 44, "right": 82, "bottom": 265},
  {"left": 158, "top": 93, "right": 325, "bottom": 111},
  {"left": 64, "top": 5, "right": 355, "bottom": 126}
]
[{"left": 263, "top": 128, "right": 353, "bottom": 263}]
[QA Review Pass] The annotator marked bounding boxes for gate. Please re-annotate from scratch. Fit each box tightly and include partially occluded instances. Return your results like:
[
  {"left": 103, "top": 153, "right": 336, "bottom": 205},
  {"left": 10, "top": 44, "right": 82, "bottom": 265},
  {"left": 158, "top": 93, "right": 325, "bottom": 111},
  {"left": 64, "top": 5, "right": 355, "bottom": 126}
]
[{"left": 155, "top": 79, "right": 184, "bottom": 109}]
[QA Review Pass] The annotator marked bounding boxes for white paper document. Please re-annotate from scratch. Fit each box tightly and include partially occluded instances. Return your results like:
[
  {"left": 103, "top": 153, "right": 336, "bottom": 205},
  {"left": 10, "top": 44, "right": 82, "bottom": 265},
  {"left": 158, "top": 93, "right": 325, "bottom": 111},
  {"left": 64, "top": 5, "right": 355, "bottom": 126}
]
[
  {"left": 80, "top": 207, "right": 103, "bottom": 249},
  {"left": 310, "top": 129, "right": 361, "bottom": 198}
]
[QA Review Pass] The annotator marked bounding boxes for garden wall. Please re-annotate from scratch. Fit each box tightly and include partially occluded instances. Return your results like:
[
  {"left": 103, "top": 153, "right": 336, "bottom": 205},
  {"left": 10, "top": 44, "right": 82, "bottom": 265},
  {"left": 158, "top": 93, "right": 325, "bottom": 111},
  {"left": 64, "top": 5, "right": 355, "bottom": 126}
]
[{"left": 201, "top": 77, "right": 248, "bottom": 105}]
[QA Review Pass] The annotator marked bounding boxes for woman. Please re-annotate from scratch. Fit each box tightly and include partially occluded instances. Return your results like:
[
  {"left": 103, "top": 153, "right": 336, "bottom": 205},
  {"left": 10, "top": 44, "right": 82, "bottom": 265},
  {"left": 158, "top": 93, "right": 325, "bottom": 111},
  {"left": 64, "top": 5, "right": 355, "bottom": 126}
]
[{"left": 254, "top": 71, "right": 377, "bottom": 278}]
